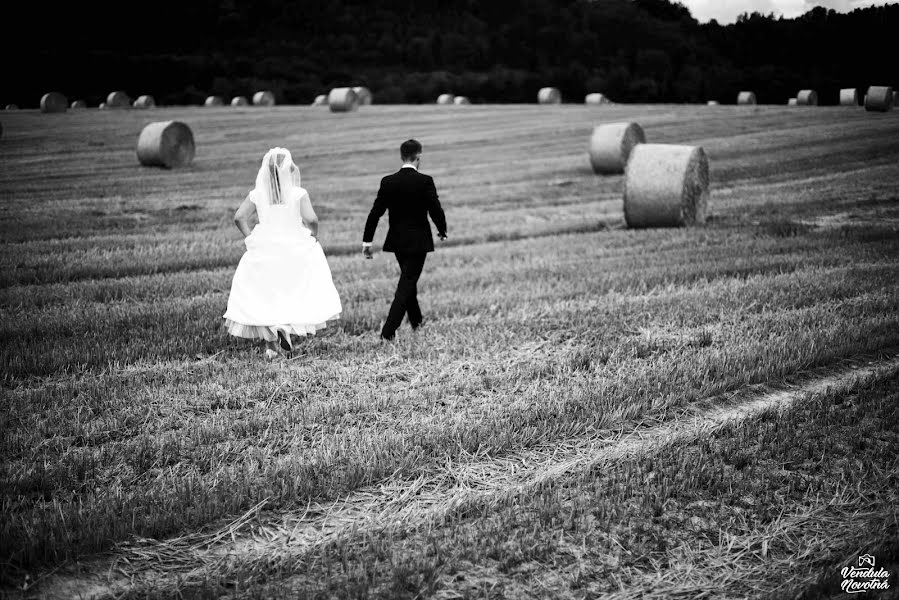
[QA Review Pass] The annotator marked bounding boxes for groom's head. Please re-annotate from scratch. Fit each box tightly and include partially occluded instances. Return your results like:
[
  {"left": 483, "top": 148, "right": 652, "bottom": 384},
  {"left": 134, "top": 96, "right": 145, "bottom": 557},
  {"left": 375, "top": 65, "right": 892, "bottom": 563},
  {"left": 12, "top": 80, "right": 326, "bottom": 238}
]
[{"left": 400, "top": 139, "right": 422, "bottom": 166}]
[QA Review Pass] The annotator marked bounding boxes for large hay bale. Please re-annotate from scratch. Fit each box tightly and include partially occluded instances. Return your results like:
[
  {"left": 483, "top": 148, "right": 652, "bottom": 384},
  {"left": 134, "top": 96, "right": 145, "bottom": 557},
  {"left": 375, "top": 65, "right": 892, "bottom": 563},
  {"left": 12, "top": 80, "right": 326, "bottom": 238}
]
[
  {"left": 865, "top": 86, "right": 894, "bottom": 112},
  {"left": 352, "top": 87, "right": 372, "bottom": 105},
  {"left": 253, "top": 90, "right": 276, "bottom": 106},
  {"left": 623, "top": 144, "right": 709, "bottom": 228},
  {"left": 312, "top": 94, "right": 328, "bottom": 106},
  {"left": 796, "top": 90, "right": 818, "bottom": 106},
  {"left": 839, "top": 88, "right": 859, "bottom": 106},
  {"left": 737, "top": 91, "right": 756, "bottom": 105},
  {"left": 5, "top": 104, "right": 18, "bottom": 110},
  {"left": 106, "top": 91, "right": 131, "bottom": 108},
  {"left": 706, "top": 100, "right": 719, "bottom": 106},
  {"left": 231, "top": 96, "right": 249, "bottom": 106},
  {"left": 585, "top": 93, "right": 610, "bottom": 105},
  {"left": 136, "top": 121, "right": 195, "bottom": 169},
  {"left": 538, "top": 87, "right": 562, "bottom": 104},
  {"left": 70, "top": 100, "right": 87, "bottom": 109},
  {"left": 133, "top": 95, "right": 156, "bottom": 109},
  {"left": 40, "top": 92, "right": 68, "bottom": 113},
  {"left": 204, "top": 96, "right": 224, "bottom": 107},
  {"left": 589, "top": 122, "right": 645, "bottom": 176},
  {"left": 787, "top": 98, "right": 798, "bottom": 106},
  {"left": 437, "top": 94, "right": 455, "bottom": 105},
  {"left": 453, "top": 96, "right": 471, "bottom": 105},
  {"left": 328, "top": 87, "right": 359, "bottom": 112},
  {"left": 99, "top": 102, "right": 107, "bottom": 109}
]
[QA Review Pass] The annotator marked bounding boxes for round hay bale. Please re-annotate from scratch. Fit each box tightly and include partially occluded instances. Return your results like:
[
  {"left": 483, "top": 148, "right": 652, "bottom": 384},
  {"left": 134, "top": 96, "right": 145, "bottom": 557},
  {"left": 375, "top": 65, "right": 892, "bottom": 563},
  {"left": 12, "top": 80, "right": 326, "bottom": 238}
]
[
  {"left": 136, "top": 121, "right": 195, "bottom": 169},
  {"left": 312, "top": 94, "right": 328, "bottom": 106},
  {"left": 133, "top": 95, "right": 156, "bottom": 109},
  {"left": 623, "top": 144, "right": 709, "bottom": 228},
  {"left": 231, "top": 96, "right": 249, "bottom": 106},
  {"left": 737, "top": 91, "right": 756, "bottom": 105},
  {"left": 796, "top": 90, "right": 818, "bottom": 106},
  {"left": 787, "top": 98, "right": 798, "bottom": 106},
  {"left": 585, "top": 93, "right": 610, "bottom": 105},
  {"left": 328, "top": 87, "right": 359, "bottom": 112},
  {"left": 589, "top": 122, "right": 646, "bottom": 176},
  {"left": 706, "top": 100, "right": 719, "bottom": 106},
  {"left": 865, "top": 86, "right": 894, "bottom": 112},
  {"left": 437, "top": 94, "right": 455, "bottom": 105},
  {"left": 70, "top": 100, "right": 87, "bottom": 109},
  {"left": 353, "top": 87, "right": 372, "bottom": 105},
  {"left": 839, "top": 88, "right": 859, "bottom": 106},
  {"left": 99, "top": 102, "right": 107, "bottom": 109},
  {"left": 40, "top": 92, "right": 68, "bottom": 113},
  {"left": 106, "top": 91, "right": 131, "bottom": 108},
  {"left": 5, "top": 104, "right": 18, "bottom": 110},
  {"left": 204, "top": 96, "right": 224, "bottom": 107},
  {"left": 538, "top": 87, "right": 562, "bottom": 104},
  {"left": 453, "top": 96, "right": 471, "bottom": 105},
  {"left": 253, "top": 90, "right": 276, "bottom": 106}
]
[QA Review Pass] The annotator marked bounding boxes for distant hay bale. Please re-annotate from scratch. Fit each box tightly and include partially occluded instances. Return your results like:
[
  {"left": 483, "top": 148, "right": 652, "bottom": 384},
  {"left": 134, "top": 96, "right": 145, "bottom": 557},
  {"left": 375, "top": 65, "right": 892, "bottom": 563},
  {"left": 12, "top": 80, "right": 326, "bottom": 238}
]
[
  {"left": 589, "top": 122, "right": 645, "bottom": 176},
  {"left": 99, "top": 102, "right": 107, "bottom": 109},
  {"left": 453, "top": 96, "right": 471, "bottom": 105},
  {"left": 585, "top": 93, "right": 610, "bottom": 105},
  {"left": 133, "top": 95, "right": 156, "bottom": 109},
  {"left": 787, "top": 98, "right": 798, "bottom": 106},
  {"left": 312, "top": 94, "right": 328, "bottom": 106},
  {"left": 253, "top": 91, "right": 276, "bottom": 106},
  {"left": 737, "top": 91, "right": 756, "bottom": 105},
  {"left": 706, "top": 100, "right": 719, "bottom": 106},
  {"left": 136, "top": 121, "right": 195, "bottom": 169},
  {"left": 352, "top": 87, "right": 372, "bottom": 105},
  {"left": 538, "top": 87, "right": 562, "bottom": 104},
  {"left": 839, "top": 88, "right": 859, "bottom": 106},
  {"left": 865, "top": 86, "right": 894, "bottom": 112},
  {"left": 106, "top": 91, "right": 131, "bottom": 108},
  {"left": 204, "top": 96, "right": 224, "bottom": 107},
  {"left": 437, "top": 94, "right": 455, "bottom": 105},
  {"left": 796, "top": 90, "right": 818, "bottom": 106},
  {"left": 40, "top": 92, "right": 68, "bottom": 113},
  {"left": 624, "top": 144, "right": 709, "bottom": 228},
  {"left": 70, "top": 100, "right": 87, "bottom": 109},
  {"left": 5, "top": 104, "right": 18, "bottom": 110},
  {"left": 231, "top": 96, "right": 249, "bottom": 106},
  {"left": 328, "top": 87, "right": 359, "bottom": 112}
]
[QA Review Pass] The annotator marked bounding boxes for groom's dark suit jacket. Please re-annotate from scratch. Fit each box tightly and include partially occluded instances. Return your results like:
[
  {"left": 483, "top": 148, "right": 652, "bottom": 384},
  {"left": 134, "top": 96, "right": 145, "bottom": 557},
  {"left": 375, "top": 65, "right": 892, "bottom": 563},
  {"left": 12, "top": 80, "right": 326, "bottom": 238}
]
[{"left": 363, "top": 167, "right": 447, "bottom": 254}]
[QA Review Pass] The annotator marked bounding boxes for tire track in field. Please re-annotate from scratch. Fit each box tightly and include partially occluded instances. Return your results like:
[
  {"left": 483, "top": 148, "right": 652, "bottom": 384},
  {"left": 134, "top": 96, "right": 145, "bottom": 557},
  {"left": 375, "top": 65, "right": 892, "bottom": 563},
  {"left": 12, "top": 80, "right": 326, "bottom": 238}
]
[{"left": 24, "top": 354, "right": 899, "bottom": 599}]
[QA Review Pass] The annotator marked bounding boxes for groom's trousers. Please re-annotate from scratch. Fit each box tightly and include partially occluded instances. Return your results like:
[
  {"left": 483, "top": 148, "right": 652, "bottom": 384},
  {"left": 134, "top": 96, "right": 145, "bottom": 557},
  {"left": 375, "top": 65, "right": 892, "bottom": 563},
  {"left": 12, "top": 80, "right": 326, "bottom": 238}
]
[{"left": 382, "top": 252, "right": 427, "bottom": 340}]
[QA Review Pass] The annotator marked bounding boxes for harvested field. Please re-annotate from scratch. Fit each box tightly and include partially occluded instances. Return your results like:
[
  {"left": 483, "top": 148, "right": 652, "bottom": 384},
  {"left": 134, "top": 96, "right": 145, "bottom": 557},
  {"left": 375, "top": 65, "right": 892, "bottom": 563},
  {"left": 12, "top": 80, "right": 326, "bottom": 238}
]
[{"left": 1, "top": 104, "right": 898, "bottom": 599}]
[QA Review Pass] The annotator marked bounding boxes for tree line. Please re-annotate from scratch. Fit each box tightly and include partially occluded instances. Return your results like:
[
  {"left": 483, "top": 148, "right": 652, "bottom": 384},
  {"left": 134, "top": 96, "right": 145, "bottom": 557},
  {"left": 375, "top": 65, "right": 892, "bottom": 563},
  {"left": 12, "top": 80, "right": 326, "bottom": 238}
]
[{"left": 5, "top": 0, "right": 897, "bottom": 107}]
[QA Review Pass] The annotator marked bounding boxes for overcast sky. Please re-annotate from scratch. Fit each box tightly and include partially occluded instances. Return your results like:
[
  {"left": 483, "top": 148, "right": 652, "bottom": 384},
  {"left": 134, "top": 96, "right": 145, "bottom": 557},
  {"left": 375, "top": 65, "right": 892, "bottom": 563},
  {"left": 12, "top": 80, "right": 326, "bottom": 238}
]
[{"left": 680, "top": 0, "right": 893, "bottom": 23}]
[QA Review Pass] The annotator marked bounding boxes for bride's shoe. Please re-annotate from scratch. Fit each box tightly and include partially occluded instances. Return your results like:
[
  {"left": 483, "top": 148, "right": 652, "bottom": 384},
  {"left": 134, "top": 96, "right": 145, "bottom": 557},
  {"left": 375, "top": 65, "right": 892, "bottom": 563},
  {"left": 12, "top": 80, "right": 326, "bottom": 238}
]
[
  {"left": 264, "top": 348, "right": 280, "bottom": 361},
  {"left": 277, "top": 329, "right": 294, "bottom": 354}
]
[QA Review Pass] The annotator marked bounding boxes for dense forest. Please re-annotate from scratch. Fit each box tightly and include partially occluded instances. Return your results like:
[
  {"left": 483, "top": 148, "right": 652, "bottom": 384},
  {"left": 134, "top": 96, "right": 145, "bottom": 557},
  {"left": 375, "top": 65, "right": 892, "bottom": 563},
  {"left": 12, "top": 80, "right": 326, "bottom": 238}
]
[{"left": 4, "top": 0, "right": 898, "bottom": 107}]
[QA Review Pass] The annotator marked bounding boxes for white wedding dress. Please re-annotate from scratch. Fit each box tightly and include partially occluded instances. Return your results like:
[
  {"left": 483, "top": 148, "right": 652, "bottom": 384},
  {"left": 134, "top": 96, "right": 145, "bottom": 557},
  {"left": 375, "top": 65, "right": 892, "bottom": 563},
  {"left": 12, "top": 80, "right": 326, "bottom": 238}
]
[{"left": 223, "top": 149, "right": 341, "bottom": 342}]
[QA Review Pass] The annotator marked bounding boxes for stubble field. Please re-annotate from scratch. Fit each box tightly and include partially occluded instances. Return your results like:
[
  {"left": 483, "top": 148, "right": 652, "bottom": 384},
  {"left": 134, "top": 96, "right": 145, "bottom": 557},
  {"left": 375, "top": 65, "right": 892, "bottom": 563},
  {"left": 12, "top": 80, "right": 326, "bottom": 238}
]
[{"left": 1, "top": 103, "right": 898, "bottom": 599}]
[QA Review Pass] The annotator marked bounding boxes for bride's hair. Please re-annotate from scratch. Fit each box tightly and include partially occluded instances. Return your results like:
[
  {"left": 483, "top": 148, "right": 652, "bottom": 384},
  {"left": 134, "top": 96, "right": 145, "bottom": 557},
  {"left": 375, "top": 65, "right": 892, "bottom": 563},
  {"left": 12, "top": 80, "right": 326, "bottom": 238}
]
[{"left": 256, "top": 148, "right": 300, "bottom": 205}]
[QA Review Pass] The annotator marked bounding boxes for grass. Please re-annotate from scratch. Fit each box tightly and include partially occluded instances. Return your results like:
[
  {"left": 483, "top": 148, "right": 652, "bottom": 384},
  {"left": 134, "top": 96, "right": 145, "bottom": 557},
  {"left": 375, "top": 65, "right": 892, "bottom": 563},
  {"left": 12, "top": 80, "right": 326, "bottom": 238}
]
[{"left": 1, "top": 104, "right": 898, "bottom": 597}]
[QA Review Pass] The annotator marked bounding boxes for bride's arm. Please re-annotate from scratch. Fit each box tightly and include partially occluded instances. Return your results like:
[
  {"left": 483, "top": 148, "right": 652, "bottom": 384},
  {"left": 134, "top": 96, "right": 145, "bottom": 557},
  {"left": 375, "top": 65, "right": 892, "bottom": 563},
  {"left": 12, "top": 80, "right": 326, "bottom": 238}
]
[
  {"left": 233, "top": 194, "right": 257, "bottom": 237},
  {"left": 299, "top": 192, "right": 319, "bottom": 240}
]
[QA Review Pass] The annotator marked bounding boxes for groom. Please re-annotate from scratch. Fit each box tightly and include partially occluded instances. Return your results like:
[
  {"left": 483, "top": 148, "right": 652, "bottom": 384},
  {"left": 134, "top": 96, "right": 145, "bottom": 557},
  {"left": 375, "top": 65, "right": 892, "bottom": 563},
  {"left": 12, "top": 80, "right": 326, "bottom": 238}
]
[{"left": 363, "top": 139, "right": 448, "bottom": 341}]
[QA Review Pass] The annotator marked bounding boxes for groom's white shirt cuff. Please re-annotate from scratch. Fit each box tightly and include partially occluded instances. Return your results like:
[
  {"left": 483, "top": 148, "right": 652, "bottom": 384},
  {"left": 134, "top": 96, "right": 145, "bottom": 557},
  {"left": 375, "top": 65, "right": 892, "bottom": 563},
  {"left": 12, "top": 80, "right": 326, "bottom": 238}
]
[{"left": 362, "top": 242, "right": 372, "bottom": 248}]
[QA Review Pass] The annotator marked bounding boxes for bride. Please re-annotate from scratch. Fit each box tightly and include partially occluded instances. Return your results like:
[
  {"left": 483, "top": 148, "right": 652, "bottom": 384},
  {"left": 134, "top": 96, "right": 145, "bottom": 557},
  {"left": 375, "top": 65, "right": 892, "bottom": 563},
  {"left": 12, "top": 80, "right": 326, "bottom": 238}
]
[{"left": 223, "top": 147, "right": 342, "bottom": 359}]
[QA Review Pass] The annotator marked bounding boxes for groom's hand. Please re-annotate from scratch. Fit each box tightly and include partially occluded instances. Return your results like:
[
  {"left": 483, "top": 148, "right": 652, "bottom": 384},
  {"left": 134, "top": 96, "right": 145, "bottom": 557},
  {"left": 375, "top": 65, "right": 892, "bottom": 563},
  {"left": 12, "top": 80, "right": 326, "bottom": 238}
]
[
  {"left": 363, "top": 245, "right": 373, "bottom": 259},
  {"left": 438, "top": 232, "right": 448, "bottom": 241}
]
